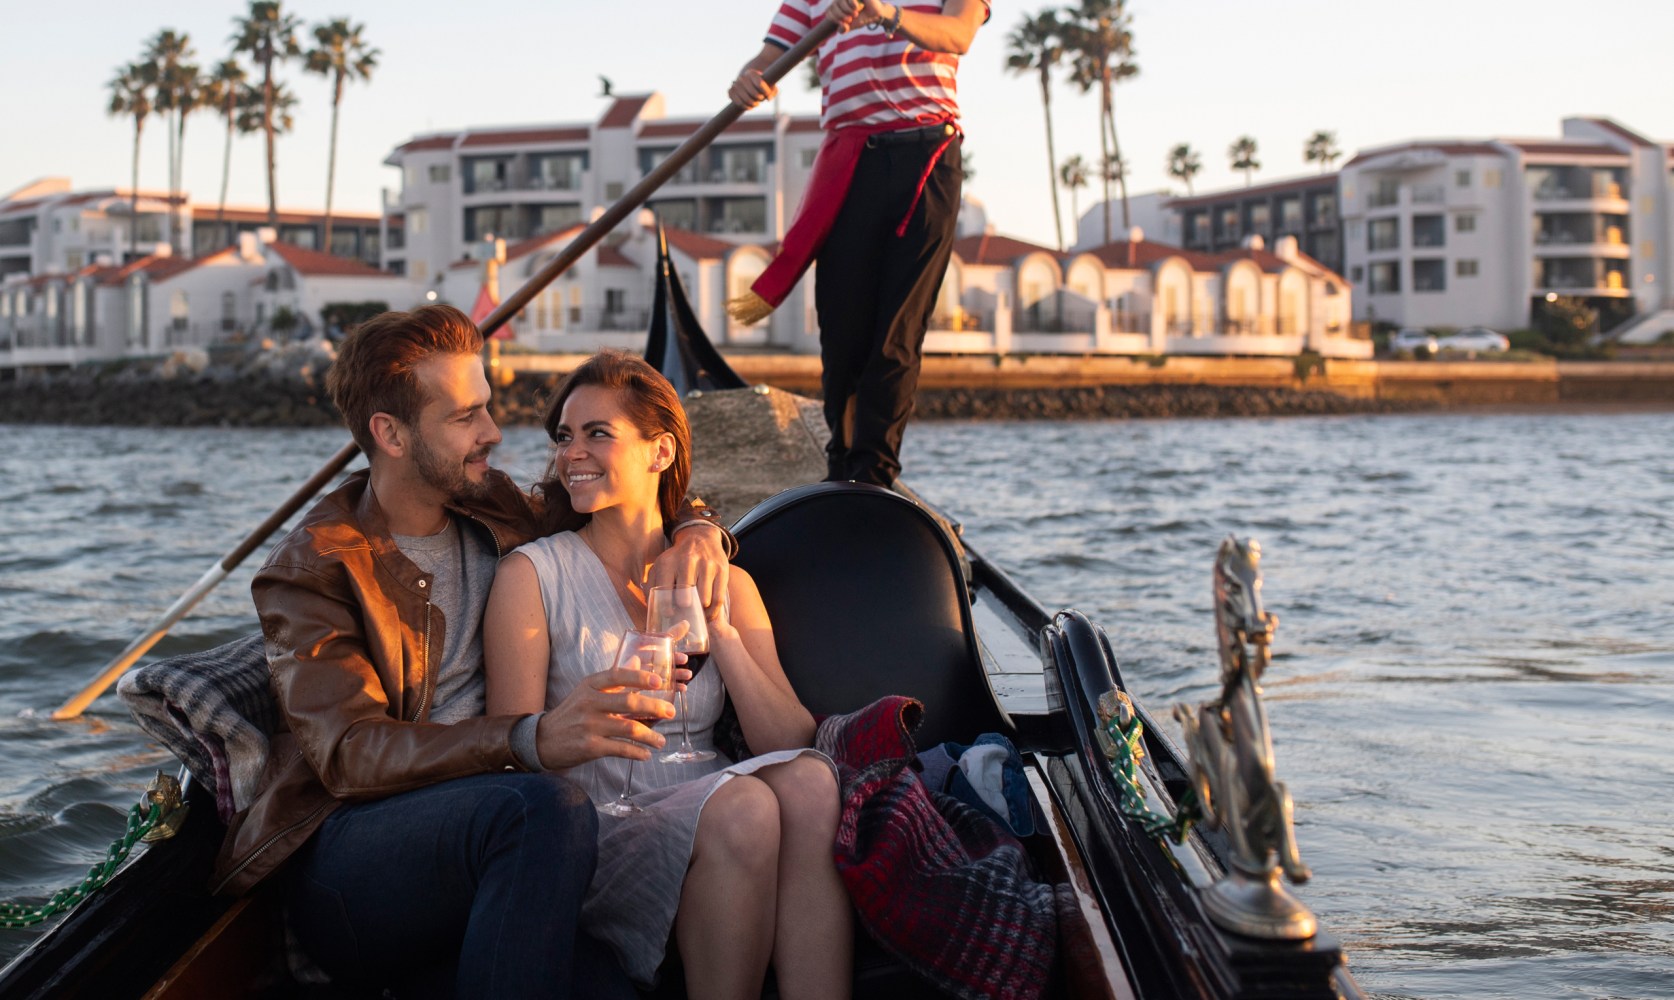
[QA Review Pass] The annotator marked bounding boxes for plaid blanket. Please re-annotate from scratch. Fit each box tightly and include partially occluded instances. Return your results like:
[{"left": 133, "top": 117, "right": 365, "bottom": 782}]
[
  {"left": 815, "top": 697, "right": 1058, "bottom": 1000},
  {"left": 116, "top": 632, "right": 276, "bottom": 823}
]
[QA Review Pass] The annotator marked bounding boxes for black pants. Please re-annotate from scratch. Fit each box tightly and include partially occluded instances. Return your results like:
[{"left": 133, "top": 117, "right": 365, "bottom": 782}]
[{"left": 815, "top": 133, "right": 962, "bottom": 486}]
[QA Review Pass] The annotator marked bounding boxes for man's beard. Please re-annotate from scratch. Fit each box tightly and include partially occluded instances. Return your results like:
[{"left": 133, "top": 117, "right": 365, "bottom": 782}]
[{"left": 411, "top": 434, "right": 494, "bottom": 503}]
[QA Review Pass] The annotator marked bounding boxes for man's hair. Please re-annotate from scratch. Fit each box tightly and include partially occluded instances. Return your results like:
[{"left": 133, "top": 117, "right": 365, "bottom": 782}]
[{"left": 326, "top": 305, "right": 484, "bottom": 454}]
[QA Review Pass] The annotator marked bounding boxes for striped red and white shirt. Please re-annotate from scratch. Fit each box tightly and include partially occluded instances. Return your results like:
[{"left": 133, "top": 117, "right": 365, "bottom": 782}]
[{"left": 764, "top": 0, "right": 990, "bottom": 131}]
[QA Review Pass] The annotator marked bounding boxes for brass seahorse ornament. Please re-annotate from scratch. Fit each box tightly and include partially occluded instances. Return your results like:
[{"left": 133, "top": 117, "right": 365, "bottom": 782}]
[{"left": 1174, "top": 537, "right": 1317, "bottom": 940}]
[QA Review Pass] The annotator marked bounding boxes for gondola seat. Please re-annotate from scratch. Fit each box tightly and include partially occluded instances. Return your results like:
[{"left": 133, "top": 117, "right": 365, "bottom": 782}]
[{"left": 730, "top": 481, "right": 1013, "bottom": 751}]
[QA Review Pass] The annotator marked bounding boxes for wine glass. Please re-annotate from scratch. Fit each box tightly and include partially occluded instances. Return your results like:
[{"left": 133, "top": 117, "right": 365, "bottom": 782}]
[
  {"left": 647, "top": 584, "right": 717, "bottom": 764},
  {"left": 598, "top": 629, "right": 674, "bottom": 818}
]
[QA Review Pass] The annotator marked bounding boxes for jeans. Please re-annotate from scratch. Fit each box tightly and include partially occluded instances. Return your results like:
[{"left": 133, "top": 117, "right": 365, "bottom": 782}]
[{"left": 286, "top": 772, "right": 633, "bottom": 999}]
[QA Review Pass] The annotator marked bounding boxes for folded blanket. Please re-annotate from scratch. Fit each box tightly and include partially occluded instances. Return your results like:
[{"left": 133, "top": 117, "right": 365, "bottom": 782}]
[
  {"left": 815, "top": 697, "right": 1058, "bottom": 1000},
  {"left": 116, "top": 632, "right": 275, "bottom": 823}
]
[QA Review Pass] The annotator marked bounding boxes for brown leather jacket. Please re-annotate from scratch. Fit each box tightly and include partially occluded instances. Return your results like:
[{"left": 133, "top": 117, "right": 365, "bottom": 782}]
[{"left": 212, "top": 468, "right": 547, "bottom": 896}]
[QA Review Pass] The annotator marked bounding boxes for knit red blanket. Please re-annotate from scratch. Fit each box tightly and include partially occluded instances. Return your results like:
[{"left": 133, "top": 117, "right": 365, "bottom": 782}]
[{"left": 815, "top": 696, "right": 1058, "bottom": 1000}]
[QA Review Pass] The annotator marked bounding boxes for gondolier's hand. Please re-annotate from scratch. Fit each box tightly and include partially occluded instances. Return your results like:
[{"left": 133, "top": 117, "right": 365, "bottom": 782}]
[
  {"left": 826, "top": 0, "right": 870, "bottom": 30},
  {"left": 536, "top": 666, "right": 676, "bottom": 767},
  {"left": 728, "top": 63, "right": 777, "bottom": 110},
  {"left": 650, "top": 521, "right": 731, "bottom": 618}
]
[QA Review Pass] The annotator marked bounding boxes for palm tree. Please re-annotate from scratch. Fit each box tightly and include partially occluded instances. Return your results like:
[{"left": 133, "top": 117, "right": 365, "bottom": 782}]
[
  {"left": 1303, "top": 129, "right": 1340, "bottom": 174},
  {"left": 202, "top": 59, "right": 251, "bottom": 248},
  {"left": 1064, "top": 0, "right": 1139, "bottom": 242},
  {"left": 1166, "top": 143, "right": 1202, "bottom": 195},
  {"left": 146, "top": 30, "right": 199, "bottom": 249},
  {"left": 1005, "top": 10, "right": 1066, "bottom": 250},
  {"left": 231, "top": 0, "right": 302, "bottom": 226},
  {"left": 305, "top": 18, "right": 379, "bottom": 254},
  {"left": 1059, "top": 155, "right": 1089, "bottom": 242},
  {"left": 1229, "top": 136, "right": 1261, "bottom": 187},
  {"left": 107, "top": 62, "right": 153, "bottom": 262},
  {"left": 237, "top": 81, "right": 299, "bottom": 167}
]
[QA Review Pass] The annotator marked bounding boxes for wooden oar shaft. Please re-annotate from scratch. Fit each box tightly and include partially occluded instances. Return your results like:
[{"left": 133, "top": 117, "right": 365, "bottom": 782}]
[
  {"left": 52, "top": 440, "right": 361, "bottom": 720},
  {"left": 481, "top": 20, "right": 838, "bottom": 335},
  {"left": 53, "top": 26, "right": 835, "bottom": 719}
]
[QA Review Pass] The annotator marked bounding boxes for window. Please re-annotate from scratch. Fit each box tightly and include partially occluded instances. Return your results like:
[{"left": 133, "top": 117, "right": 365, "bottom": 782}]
[
  {"left": 1248, "top": 203, "right": 1271, "bottom": 234},
  {"left": 1485, "top": 169, "right": 1501, "bottom": 188},
  {"left": 1369, "top": 217, "right": 1400, "bottom": 251},
  {"left": 1455, "top": 169, "right": 1471, "bottom": 188},
  {"left": 463, "top": 205, "right": 518, "bottom": 241},
  {"left": 1190, "top": 214, "right": 1210, "bottom": 245},
  {"left": 404, "top": 165, "right": 419, "bottom": 188},
  {"left": 411, "top": 260, "right": 428, "bottom": 282},
  {"left": 463, "top": 157, "right": 512, "bottom": 194},
  {"left": 1413, "top": 259, "right": 1446, "bottom": 292},
  {"left": 1312, "top": 192, "right": 1337, "bottom": 227},
  {"left": 428, "top": 164, "right": 451, "bottom": 184},
  {"left": 330, "top": 230, "right": 358, "bottom": 258},
  {"left": 1278, "top": 198, "right": 1302, "bottom": 232},
  {"left": 528, "top": 153, "right": 588, "bottom": 191},
  {"left": 1369, "top": 178, "right": 1399, "bottom": 208},
  {"left": 801, "top": 148, "right": 817, "bottom": 168},
  {"left": 713, "top": 145, "right": 770, "bottom": 184},
  {"left": 605, "top": 289, "right": 627, "bottom": 314},
  {"left": 221, "top": 291, "right": 237, "bottom": 331},
  {"left": 408, "top": 209, "right": 429, "bottom": 235},
  {"left": 1456, "top": 259, "right": 1479, "bottom": 277},
  {"left": 1369, "top": 261, "right": 1399, "bottom": 294},
  {"left": 648, "top": 199, "right": 697, "bottom": 231},
  {"left": 707, "top": 197, "right": 767, "bottom": 234},
  {"left": 1218, "top": 207, "right": 1239, "bottom": 239},
  {"left": 1412, "top": 215, "right": 1445, "bottom": 248},
  {"left": 1350, "top": 265, "right": 1363, "bottom": 282},
  {"left": 1456, "top": 213, "right": 1477, "bottom": 233},
  {"left": 526, "top": 203, "right": 583, "bottom": 236}
]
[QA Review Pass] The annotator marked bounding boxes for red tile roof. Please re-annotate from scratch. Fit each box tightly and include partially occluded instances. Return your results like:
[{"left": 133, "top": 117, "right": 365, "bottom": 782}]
[
  {"left": 1342, "top": 142, "right": 1506, "bottom": 168},
  {"left": 1083, "top": 240, "right": 1218, "bottom": 271},
  {"left": 461, "top": 127, "right": 590, "bottom": 148},
  {"left": 638, "top": 117, "right": 777, "bottom": 140},
  {"left": 1580, "top": 118, "right": 1655, "bottom": 149},
  {"left": 600, "top": 95, "right": 652, "bottom": 128},
  {"left": 268, "top": 241, "right": 394, "bottom": 278},
  {"left": 786, "top": 118, "right": 823, "bottom": 134},
  {"left": 951, "top": 233, "right": 1061, "bottom": 266},
  {"left": 658, "top": 226, "right": 737, "bottom": 261},
  {"left": 1167, "top": 174, "right": 1336, "bottom": 210},
  {"left": 398, "top": 134, "right": 459, "bottom": 153},
  {"left": 598, "top": 245, "right": 636, "bottom": 269},
  {"left": 1506, "top": 141, "right": 1627, "bottom": 159},
  {"left": 199, "top": 206, "right": 385, "bottom": 226},
  {"left": 449, "top": 226, "right": 590, "bottom": 270}
]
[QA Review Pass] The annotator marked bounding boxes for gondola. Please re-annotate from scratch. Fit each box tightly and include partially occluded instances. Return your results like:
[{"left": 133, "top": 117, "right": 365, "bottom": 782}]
[
  {"left": 1, "top": 34, "right": 1361, "bottom": 993},
  {"left": 0, "top": 230, "right": 1361, "bottom": 1000}
]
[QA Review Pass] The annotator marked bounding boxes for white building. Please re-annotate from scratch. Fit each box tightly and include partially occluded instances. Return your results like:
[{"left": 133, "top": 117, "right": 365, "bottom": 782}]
[
  {"left": 934, "top": 230, "right": 1362, "bottom": 359},
  {"left": 1339, "top": 116, "right": 1673, "bottom": 334},
  {"left": 2, "top": 231, "right": 420, "bottom": 371},
  {"left": 382, "top": 93, "right": 823, "bottom": 295}
]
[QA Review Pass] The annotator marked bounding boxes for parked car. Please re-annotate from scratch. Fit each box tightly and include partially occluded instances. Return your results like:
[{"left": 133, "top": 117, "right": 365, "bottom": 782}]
[
  {"left": 1440, "top": 327, "right": 1511, "bottom": 353},
  {"left": 1390, "top": 327, "right": 1439, "bottom": 356}
]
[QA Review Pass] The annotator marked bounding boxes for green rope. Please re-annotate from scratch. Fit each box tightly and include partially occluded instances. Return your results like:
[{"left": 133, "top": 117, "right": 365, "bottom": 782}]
[
  {"left": 0, "top": 796, "right": 164, "bottom": 929},
  {"left": 1102, "top": 702, "right": 1199, "bottom": 845}
]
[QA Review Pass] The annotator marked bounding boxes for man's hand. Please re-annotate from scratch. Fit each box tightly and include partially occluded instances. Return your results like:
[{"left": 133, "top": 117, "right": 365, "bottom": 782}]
[
  {"left": 651, "top": 523, "right": 730, "bottom": 615},
  {"left": 534, "top": 666, "right": 675, "bottom": 769}
]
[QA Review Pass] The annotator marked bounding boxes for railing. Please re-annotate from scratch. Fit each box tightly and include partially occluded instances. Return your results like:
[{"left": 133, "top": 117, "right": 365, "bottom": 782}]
[
  {"left": 1366, "top": 189, "right": 1399, "bottom": 209},
  {"left": 1411, "top": 185, "right": 1446, "bottom": 204}
]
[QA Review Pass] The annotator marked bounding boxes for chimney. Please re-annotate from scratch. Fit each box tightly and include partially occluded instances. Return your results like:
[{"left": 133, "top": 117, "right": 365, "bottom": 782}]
[
  {"left": 257, "top": 226, "right": 278, "bottom": 245},
  {"left": 238, "top": 231, "right": 263, "bottom": 262},
  {"left": 1242, "top": 234, "right": 1266, "bottom": 252}
]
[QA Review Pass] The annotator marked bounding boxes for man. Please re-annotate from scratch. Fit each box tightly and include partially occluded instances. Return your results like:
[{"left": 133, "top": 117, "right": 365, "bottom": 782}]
[
  {"left": 728, "top": 0, "right": 989, "bottom": 486},
  {"left": 212, "top": 305, "right": 731, "bottom": 997}
]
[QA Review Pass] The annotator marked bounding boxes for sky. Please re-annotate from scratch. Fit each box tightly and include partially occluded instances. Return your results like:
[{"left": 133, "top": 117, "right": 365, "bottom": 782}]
[{"left": 4, "top": 0, "right": 1673, "bottom": 249}]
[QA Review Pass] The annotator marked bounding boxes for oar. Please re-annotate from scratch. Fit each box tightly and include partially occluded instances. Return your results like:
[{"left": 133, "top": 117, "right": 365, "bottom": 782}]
[{"left": 51, "top": 22, "right": 836, "bottom": 720}]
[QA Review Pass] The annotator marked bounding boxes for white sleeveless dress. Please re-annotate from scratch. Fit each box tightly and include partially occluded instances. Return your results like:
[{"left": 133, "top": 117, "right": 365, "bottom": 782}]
[{"left": 513, "top": 530, "right": 832, "bottom": 985}]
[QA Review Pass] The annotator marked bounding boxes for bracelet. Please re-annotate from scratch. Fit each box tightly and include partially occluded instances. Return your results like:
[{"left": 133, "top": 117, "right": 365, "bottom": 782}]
[{"left": 884, "top": 3, "right": 903, "bottom": 36}]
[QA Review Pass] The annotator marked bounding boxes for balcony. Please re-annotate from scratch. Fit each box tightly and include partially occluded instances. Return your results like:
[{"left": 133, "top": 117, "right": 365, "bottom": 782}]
[{"left": 1411, "top": 185, "right": 1446, "bottom": 205}]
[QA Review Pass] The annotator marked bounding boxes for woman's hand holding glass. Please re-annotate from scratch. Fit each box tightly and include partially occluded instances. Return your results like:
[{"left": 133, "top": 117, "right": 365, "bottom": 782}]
[
  {"left": 599, "top": 629, "right": 675, "bottom": 817},
  {"left": 647, "top": 584, "right": 718, "bottom": 764}
]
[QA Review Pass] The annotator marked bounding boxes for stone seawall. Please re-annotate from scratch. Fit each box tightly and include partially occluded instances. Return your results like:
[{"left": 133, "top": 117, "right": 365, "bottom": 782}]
[{"left": 7, "top": 349, "right": 1673, "bottom": 428}]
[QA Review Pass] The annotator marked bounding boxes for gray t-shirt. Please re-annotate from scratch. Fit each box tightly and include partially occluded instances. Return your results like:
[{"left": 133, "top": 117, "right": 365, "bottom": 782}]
[{"left": 392, "top": 516, "right": 500, "bottom": 725}]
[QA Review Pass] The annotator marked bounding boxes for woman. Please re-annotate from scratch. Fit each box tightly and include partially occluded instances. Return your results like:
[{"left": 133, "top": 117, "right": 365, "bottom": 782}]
[{"left": 483, "top": 350, "right": 851, "bottom": 999}]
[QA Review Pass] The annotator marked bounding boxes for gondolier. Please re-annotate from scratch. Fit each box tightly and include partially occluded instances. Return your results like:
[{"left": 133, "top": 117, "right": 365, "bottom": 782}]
[{"left": 728, "top": 0, "right": 990, "bottom": 487}]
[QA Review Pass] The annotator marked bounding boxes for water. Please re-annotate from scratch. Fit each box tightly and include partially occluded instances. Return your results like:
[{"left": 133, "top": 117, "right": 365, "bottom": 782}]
[{"left": 2, "top": 413, "right": 1672, "bottom": 999}]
